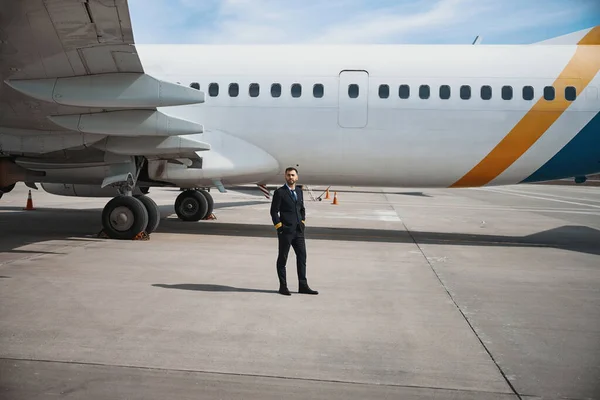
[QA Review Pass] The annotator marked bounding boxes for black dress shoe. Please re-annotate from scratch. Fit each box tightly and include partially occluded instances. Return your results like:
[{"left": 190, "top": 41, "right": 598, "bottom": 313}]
[
  {"left": 279, "top": 285, "right": 291, "bottom": 296},
  {"left": 298, "top": 283, "right": 318, "bottom": 295}
]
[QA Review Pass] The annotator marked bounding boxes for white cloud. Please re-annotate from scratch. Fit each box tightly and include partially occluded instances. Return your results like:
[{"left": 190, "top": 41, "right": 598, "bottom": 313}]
[
  {"left": 308, "top": 0, "right": 485, "bottom": 44},
  {"left": 127, "top": 0, "right": 600, "bottom": 45}
]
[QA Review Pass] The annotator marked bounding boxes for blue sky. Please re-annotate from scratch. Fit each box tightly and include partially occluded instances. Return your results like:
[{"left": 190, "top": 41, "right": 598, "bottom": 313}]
[{"left": 128, "top": 0, "right": 600, "bottom": 45}]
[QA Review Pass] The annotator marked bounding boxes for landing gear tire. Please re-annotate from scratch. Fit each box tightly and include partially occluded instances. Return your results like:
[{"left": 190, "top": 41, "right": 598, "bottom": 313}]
[
  {"left": 175, "top": 190, "right": 208, "bottom": 221},
  {"left": 101, "top": 195, "right": 149, "bottom": 240},
  {"left": 135, "top": 194, "right": 160, "bottom": 234},
  {"left": 197, "top": 189, "right": 214, "bottom": 218}
]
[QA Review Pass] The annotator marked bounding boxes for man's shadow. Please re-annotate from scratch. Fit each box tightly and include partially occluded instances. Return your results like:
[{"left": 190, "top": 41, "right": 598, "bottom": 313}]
[{"left": 152, "top": 284, "right": 277, "bottom": 294}]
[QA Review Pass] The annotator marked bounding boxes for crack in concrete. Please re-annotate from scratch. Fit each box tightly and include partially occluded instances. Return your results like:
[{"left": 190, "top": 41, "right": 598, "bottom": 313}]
[
  {"left": 0, "top": 357, "right": 519, "bottom": 397},
  {"left": 384, "top": 193, "right": 523, "bottom": 400}
]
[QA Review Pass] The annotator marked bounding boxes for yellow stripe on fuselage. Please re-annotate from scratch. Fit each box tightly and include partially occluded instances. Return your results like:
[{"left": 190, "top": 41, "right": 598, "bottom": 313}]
[
  {"left": 578, "top": 26, "right": 600, "bottom": 45},
  {"left": 451, "top": 26, "right": 600, "bottom": 188}
]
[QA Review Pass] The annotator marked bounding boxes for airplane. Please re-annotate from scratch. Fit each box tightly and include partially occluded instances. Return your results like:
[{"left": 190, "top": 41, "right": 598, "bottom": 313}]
[{"left": 1, "top": 0, "right": 599, "bottom": 240}]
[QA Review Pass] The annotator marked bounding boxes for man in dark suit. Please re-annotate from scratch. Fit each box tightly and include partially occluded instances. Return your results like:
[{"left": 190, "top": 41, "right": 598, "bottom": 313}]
[{"left": 270, "top": 167, "right": 318, "bottom": 296}]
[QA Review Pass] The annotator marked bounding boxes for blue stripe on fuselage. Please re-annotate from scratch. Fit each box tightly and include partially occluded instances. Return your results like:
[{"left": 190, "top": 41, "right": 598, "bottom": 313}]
[{"left": 522, "top": 111, "right": 600, "bottom": 183}]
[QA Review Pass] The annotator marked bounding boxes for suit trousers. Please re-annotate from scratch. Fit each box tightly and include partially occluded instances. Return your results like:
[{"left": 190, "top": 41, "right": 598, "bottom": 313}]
[{"left": 276, "top": 228, "right": 307, "bottom": 285}]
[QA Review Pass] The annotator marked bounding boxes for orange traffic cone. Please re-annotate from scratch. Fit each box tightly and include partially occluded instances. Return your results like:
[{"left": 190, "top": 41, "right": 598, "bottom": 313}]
[
  {"left": 332, "top": 191, "right": 338, "bottom": 205},
  {"left": 23, "top": 190, "right": 35, "bottom": 210},
  {"left": 325, "top": 188, "right": 330, "bottom": 200}
]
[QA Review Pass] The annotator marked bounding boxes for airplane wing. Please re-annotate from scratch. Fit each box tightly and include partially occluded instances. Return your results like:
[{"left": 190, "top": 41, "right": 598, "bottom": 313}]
[
  {"left": 0, "top": 0, "right": 208, "bottom": 180},
  {"left": 1, "top": 0, "right": 142, "bottom": 132}
]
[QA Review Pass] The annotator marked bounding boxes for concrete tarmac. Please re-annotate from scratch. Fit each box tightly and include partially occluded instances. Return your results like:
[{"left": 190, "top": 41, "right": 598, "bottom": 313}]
[{"left": 1, "top": 183, "right": 599, "bottom": 399}]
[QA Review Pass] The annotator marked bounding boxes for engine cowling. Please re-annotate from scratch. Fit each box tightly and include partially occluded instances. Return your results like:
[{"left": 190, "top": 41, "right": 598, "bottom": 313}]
[
  {"left": 0, "top": 183, "right": 16, "bottom": 194},
  {"left": 0, "top": 183, "right": 16, "bottom": 199},
  {"left": 41, "top": 183, "right": 144, "bottom": 197}
]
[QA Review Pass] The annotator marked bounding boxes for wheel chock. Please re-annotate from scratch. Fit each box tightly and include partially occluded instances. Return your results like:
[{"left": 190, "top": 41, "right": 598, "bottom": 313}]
[
  {"left": 97, "top": 229, "right": 110, "bottom": 239},
  {"left": 133, "top": 231, "right": 150, "bottom": 241},
  {"left": 203, "top": 213, "right": 217, "bottom": 220},
  {"left": 96, "top": 229, "right": 150, "bottom": 240}
]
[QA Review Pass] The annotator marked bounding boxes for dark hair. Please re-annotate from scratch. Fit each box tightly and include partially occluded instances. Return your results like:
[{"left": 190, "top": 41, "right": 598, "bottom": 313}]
[{"left": 285, "top": 167, "right": 298, "bottom": 174}]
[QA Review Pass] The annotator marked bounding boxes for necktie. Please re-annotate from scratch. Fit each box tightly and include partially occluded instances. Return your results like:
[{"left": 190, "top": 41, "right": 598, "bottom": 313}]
[{"left": 291, "top": 190, "right": 297, "bottom": 201}]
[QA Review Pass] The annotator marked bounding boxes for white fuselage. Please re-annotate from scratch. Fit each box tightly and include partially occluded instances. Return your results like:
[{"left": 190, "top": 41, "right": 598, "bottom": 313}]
[{"left": 134, "top": 44, "right": 600, "bottom": 188}]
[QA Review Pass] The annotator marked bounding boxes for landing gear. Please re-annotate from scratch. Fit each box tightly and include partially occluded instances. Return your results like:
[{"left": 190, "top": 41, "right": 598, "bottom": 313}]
[
  {"left": 0, "top": 183, "right": 16, "bottom": 200},
  {"left": 100, "top": 194, "right": 161, "bottom": 240},
  {"left": 135, "top": 194, "right": 161, "bottom": 234},
  {"left": 174, "top": 189, "right": 214, "bottom": 221},
  {"left": 99, "top": 161, "right": 161, "bottom": 239},
  {"left": 101, "top": 195, "right": 149, "bottom": 240},
  {"left": 175, "top": 190, "right": 208, "bottom": 221},
  {"left": 197, "top": 189, "right": 214, "bottom": 219}
]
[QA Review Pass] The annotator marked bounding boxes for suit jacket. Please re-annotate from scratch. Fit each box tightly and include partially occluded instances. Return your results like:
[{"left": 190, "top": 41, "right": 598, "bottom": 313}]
[{"left": 270, "top": 184, "right": 305, "bottom": 234}]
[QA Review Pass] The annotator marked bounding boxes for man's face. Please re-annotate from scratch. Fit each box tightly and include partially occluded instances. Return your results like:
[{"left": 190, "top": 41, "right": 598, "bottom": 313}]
[{"left": 285, "top": 170, "right": 298, "bottom": 185}]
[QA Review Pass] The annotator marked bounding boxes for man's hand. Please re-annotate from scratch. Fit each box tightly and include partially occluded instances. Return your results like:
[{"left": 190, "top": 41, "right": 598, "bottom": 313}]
[{"left": 275, "top": 222, "right": 283, "bottom": 233}]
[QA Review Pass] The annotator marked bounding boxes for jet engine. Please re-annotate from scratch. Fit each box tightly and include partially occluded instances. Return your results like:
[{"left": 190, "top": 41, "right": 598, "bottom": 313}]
[
  {"left": 41, "top": 183, "right": 145, "bottom": 197},
  {"left": 0, "top": 183, "right": 16, "bottom": 199}
]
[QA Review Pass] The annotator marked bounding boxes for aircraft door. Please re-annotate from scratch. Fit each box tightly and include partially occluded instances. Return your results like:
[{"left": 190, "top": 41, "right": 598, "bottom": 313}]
[{"left": 338, "top": 70, "right": 369, "bottom": 128}]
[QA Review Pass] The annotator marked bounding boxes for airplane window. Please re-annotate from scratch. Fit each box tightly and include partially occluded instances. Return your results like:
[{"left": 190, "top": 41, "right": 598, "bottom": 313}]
[
  {"left": 313, "top": 84, "right": 324, "bottom": 98},
  {"left": 565, "top": 86, "right": 577, "bottom": 101},
  {"left": 348, "top": 84, "right": 359, "bottom": 98},
  {"left": 190, "top": 82, "right": 200, "bottom": 90},
  {"left": 209, "top": 83, "right": 219, "bottom": 97},
  {"left": 460, "top": 85, "right": 471, "bottom": 100},
  {"left": 379, "top": 84, "right": 389, "bottom": 98},
  {"left": 522, "top": 86, "right": 534, "bottom": 100},
  {"left": 271, "top": 83, "right": 281, "bottom": 97},
  {"left": 229, "top": 83, "right": 239, "bottom": 97},
  {"left": 439, "top": 85, "right": 451, "bottom": 99},
  {"left": 502, "top": 85, "right": 513, "bottom": 100},
  {"left": 291, "top": 83, "right": 302, "bottom": 98},
  {"left": 249, "top": 83, "right": 260, "bottom": 97},
  {"left": 399, "top": 85, "right": 410, "bottom": 99},
  {"left": 544, "top": 86, "right": 555, "bottom": 101},
  {"left": 481, "top": 85, "right": 492, "bottom": 100},
  {"left": 419, "top": 85, "right": 430, "bottom": 99}
]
